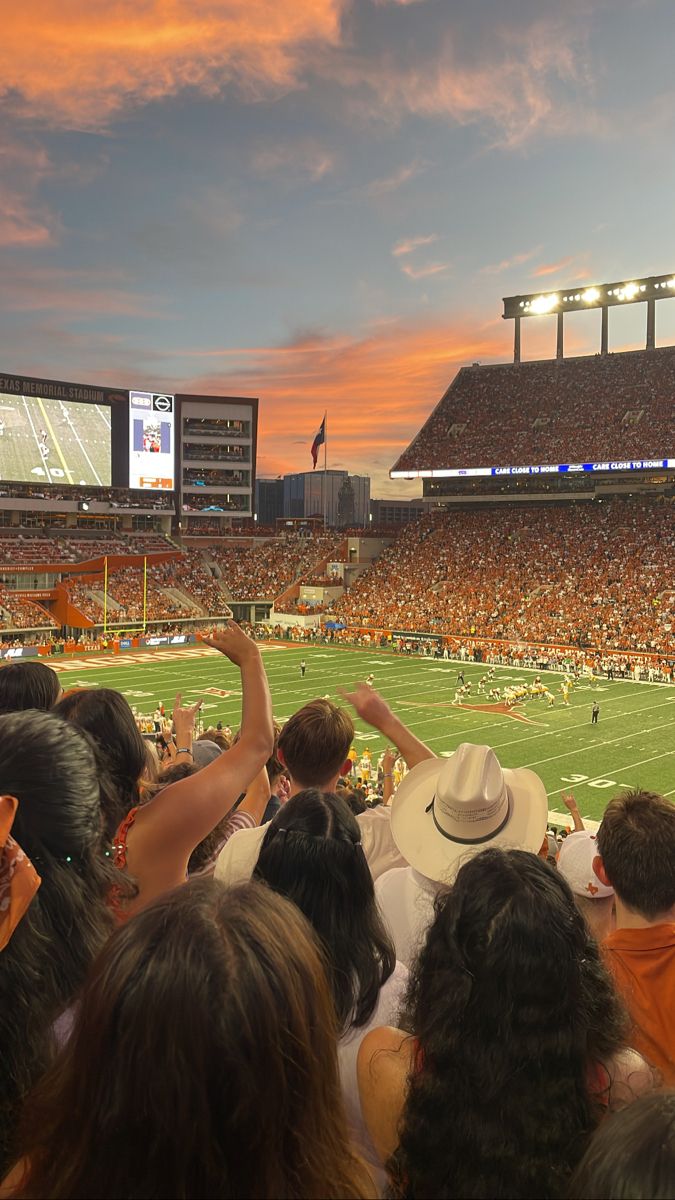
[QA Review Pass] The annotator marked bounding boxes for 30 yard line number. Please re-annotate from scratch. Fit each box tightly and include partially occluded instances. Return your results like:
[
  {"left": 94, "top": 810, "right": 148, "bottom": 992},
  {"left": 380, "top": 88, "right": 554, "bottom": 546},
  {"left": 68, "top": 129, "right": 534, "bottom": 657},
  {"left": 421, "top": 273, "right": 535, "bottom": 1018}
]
[{"left": 561, "top": 772, "right": 617, "bottom": 789}]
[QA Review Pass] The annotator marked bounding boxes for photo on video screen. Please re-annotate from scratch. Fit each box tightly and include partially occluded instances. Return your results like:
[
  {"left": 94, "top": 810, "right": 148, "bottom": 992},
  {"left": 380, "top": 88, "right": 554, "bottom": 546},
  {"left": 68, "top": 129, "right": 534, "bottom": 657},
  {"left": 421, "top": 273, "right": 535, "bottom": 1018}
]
[{"left": 128, "top": 391, "right": 175, "bottom": 490}]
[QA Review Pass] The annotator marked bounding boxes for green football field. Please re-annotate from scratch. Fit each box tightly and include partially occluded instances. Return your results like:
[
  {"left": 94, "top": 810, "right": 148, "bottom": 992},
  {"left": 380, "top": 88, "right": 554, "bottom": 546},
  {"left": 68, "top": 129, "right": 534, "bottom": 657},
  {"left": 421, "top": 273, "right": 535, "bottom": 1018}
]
[{"left": 55, "top": 642, "right": 675, "bottom": 826}]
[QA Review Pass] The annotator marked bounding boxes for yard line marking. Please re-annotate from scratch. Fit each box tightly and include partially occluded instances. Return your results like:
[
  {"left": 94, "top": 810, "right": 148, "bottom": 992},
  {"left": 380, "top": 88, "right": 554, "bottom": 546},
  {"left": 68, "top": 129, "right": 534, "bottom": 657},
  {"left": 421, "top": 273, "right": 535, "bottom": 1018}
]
[
  {"left": 59, "top": 400, "right": 103, "bottom": 486},
  {"left": 96, "top": 404, "right": 111, "bottom": 431},
  {"left": 22, "top": 395, "right": 53, "bottom": 484},
  {"left": 522, "top": 720, "right": 675, "bottom": 770},
  {"left": 37, "top": 396, "right": 74, "bottom": 485},
  {"left": 547, "top": 751, "right": 675, "bottom": 797}
]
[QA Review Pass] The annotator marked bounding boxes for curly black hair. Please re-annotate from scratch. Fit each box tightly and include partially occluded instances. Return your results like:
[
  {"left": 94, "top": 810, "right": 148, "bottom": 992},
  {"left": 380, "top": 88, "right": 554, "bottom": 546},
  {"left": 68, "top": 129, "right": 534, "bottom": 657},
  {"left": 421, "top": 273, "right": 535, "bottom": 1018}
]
[{"left": 389, "top": 848, "right": 628, "bottom": 1200}]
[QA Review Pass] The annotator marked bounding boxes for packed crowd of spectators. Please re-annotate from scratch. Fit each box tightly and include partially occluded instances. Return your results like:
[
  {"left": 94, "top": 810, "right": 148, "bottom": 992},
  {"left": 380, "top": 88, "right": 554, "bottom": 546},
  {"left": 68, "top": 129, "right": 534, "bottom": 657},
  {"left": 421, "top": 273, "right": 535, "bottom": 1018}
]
[
  {"left": 159, "top": 556, "right": 228, "bottom": 615},
  {"left": 64, "top": 552, "right": 231, "bottom": 624},
  {"left": 0, "top": 647, "right": 673, "bottom": 1199},
  {"left": 209, "top": 533, "right": 345, "bottom": 600},
  {"left": 0, "top": 530, "right": 173, "bottom": 568},
  {"left": 333, "top": 497, "right": 675, "bottom": 655},
  {"left": 393, "top": 347, "right": 675, "bottom": 472},
  {"left": 0, "top": 587, "right": 55, "bottom": 630}
]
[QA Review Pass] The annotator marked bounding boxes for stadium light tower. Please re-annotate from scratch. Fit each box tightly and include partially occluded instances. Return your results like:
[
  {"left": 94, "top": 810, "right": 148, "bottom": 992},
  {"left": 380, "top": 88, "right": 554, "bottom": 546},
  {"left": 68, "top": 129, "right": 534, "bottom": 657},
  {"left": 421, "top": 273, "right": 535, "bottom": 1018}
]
[{"left": 503, "top": 272, "right": 675, "bottom": 362}]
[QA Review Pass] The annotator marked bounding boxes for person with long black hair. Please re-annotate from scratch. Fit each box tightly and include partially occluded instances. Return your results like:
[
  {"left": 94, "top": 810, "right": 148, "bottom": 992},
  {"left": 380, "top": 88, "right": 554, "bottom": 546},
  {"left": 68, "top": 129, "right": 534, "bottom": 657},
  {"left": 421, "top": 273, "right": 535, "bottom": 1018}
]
[
  {"left": 358, "top": 848, "right": 655, "bottom": 1199},
  {"left": 254, "top": 790, "right": 406, "bottom": 1190},
  {"left": 0, "top": 709, "right": 119, "bottom": 1177}
]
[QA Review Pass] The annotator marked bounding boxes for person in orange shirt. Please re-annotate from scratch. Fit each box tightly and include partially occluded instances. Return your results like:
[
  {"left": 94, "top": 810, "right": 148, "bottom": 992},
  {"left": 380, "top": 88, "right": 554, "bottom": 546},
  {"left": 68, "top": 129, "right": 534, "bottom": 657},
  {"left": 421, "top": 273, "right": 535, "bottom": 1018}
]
[{"left": 594, "top": 789, "right": 675, "bottom": 1083}]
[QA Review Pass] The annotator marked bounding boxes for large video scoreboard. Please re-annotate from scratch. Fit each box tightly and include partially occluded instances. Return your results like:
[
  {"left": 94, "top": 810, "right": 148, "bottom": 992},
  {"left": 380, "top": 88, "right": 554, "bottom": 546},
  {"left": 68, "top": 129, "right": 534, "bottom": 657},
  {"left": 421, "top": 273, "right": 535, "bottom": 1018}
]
[{"left": 0, "top": 373, "right": 175, "bottom": 491}]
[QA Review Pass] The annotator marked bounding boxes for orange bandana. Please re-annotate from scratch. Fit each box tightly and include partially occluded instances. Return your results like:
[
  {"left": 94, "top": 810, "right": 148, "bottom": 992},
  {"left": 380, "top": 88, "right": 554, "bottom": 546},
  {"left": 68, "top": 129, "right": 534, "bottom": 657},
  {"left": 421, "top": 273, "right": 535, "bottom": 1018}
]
[{"left": 0, "top": 796, "right": 41, "bottom": 952}]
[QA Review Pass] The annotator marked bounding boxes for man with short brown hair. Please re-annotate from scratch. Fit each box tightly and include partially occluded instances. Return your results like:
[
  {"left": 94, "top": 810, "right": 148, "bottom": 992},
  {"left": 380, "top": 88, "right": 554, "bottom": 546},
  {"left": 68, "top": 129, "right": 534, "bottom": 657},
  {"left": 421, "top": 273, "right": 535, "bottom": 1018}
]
[
  {"left": 594, "top": 789, "right": 675, "bottom": 1082},
  {"left": 277, "top": 699, "right": 353, "bottom": 789},
  {"left": 214, "top": 698, "right": 354, "bottom": 884}
]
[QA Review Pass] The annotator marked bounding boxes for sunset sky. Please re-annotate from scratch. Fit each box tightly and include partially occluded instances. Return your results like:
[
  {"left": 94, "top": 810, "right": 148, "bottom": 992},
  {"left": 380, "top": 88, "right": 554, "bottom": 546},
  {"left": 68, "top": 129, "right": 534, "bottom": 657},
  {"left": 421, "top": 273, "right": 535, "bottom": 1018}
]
[{"left": 2, "top": 0, "right": 675, "bottom": 494}]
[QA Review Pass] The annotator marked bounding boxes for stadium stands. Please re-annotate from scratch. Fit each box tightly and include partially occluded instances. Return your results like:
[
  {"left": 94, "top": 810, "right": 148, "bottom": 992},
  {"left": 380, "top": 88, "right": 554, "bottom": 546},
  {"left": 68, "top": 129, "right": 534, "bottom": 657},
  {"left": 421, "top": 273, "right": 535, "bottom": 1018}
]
[
  {"left": 208, "top": 533, "right": 345, "bottom": 600},
  {"left": 63, "top": 538, "right": 347, "bottom": 624},
  {"left": 64, "top": 554, "right": 230, "bottom": 624},
  {"left": 0, "top": 530, "right": 174, "bottom": 567},
  {"left": 332, "top": 497, "right": 675, "bottom": 655},
  {"left": 0, "top": 585, "right": 55, "bottom": 629},
  {"left": 392, "top": 348, "right": 675, "bottom": 472}
]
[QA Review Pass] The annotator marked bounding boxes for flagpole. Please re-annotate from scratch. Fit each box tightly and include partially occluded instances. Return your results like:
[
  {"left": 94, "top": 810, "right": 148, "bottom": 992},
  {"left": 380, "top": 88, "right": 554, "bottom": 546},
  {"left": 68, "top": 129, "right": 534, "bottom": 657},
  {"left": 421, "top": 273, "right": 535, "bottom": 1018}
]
[
  {"left": 323, "top": 411, "right": 328, "bottom": 531},
  {"left": 103, "top": 556, "right": 108, "bottom": 634}
]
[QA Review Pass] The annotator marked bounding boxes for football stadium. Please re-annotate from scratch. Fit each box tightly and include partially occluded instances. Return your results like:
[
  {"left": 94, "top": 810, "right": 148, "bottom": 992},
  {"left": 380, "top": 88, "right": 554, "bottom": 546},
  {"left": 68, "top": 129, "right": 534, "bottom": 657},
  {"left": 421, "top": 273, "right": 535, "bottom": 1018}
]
[
  {"left": 2, "top": 5, "right": 675, "bottom": 1194},
  {"left": 0, "top": 289, "right": 671, "bottom": 826},
  {"left": 0, "top": 276, "right": 667, "bottom": 1195}
]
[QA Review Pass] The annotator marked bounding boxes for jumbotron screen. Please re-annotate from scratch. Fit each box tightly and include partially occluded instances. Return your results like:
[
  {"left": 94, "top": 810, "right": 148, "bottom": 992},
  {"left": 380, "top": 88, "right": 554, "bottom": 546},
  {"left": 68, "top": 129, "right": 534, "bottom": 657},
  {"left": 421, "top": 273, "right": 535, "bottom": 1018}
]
[
  {"left": 0, "top": 389, "right": 112, "bottom": 487},
  {"left": 0, "top": 373, "right": 176, "bottom": 491},
  {"left": 128, "top": 391, "right": 175, "bottom": 490}
]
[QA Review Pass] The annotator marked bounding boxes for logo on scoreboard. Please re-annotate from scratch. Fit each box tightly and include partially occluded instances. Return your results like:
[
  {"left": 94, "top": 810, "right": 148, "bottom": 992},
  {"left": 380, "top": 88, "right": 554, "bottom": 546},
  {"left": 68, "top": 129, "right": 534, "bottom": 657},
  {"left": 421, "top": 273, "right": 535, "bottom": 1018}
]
[{"left": 153, "top": 395, "right": 173, "bottom": 413}]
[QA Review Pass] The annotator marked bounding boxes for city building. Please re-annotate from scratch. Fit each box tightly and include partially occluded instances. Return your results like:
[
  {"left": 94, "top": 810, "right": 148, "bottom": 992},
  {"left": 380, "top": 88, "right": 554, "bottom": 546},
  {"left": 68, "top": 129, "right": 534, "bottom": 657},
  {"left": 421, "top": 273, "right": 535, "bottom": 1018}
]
[
  {"left": 255, "top": 477, "right": 284, "bottom": 524},
  {"left": 370, "top": 497, "right": 425, "bottom": 526},
  {"left": 282, "top": 470, "right": 370, "bottom": 527}
]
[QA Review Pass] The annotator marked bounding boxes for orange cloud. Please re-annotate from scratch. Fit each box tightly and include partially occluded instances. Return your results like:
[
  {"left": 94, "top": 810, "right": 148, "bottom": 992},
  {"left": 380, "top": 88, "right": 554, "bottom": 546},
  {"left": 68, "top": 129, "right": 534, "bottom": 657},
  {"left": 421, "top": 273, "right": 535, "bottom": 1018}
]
[
  {"left": 400, "top": 261, "right": 452, "bottom": 280},
  {"left": 0, "top": 186, "right": 55, "bottom": 247},
  {"left": 0, "top": 135, "right": 59, "bottom": 247},
  {"left": 533, "top": 256, "right": 576, "bottom": 277},
  {"left": 365, "top": 160, "right": 427, "bottom": 196},
  {"left": 327, "top": 17, "right": 603, "bottom": 148},
  {"left": 481, "top": 246, "right": 541, "bottom": 275},
  {"left": 177, "top": 314, "right": 511, "bottom": 493},
  {"left": 0, "top": 0, "right": 345, "bottom": 127},
  {"left": 392, "top": 234, "right": 438, "bottom": 257}
]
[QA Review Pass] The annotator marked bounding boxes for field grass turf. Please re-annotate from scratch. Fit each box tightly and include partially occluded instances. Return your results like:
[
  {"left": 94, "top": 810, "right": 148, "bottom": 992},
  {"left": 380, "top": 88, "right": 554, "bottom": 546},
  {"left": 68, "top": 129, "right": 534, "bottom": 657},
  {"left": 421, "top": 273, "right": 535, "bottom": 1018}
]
[{"left": 54, "top": 642, "right": 675, "bottom": 825}]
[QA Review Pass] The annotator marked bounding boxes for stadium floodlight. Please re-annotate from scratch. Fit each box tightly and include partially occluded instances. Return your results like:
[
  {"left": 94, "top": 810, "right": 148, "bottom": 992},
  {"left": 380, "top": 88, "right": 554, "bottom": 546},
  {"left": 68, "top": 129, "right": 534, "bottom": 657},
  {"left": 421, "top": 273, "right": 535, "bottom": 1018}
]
[
  {"left": 504, "top": 270, "right": 675, "bottom": 361},
  {"left": 504, "top": 271, "right": 675, "bottom": 319},
  {"left": 528, "top": 293, "right": 559, "bottom": 314}
]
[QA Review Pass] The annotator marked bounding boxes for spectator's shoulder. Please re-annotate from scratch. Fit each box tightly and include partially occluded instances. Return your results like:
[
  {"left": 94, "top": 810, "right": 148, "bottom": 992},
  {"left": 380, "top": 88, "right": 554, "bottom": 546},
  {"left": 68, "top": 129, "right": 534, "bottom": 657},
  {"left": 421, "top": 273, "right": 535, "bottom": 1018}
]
[{"left": 213, "top": 821, "right": 267, "bottom": 886}]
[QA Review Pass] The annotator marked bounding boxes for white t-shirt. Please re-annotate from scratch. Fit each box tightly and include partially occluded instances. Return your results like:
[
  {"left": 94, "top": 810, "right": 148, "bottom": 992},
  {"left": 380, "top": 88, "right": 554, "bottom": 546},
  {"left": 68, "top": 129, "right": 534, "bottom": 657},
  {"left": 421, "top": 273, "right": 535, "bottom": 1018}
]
[
  {"left": 338, "top": 961, "right": 409, "bottom": 1195},
  {"left": 216, "top": 806, "right": 409, "bottom": 888},
  {"left": 213, "top": 822, "right": 267, "bottom": 886},
  {"left": 356, "top": 807, "right": 407, "bottom": 881},
  {"left": 375, "top": 865, "right": 442, "bottom": 969}
]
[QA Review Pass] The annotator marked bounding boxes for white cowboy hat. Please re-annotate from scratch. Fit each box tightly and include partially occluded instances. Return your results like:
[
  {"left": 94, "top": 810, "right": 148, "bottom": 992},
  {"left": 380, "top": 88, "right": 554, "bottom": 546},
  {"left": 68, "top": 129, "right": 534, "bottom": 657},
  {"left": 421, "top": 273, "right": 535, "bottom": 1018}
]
[{"left": 390, "top": 743, "right": 548, "bottom": 883}]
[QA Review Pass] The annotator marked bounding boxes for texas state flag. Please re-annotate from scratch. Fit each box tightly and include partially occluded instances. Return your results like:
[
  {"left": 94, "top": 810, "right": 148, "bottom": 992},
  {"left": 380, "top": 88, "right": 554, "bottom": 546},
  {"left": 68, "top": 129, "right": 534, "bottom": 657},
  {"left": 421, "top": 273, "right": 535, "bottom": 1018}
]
[{"left": 311, "top": 416, "right": 326, "bottom": 468}]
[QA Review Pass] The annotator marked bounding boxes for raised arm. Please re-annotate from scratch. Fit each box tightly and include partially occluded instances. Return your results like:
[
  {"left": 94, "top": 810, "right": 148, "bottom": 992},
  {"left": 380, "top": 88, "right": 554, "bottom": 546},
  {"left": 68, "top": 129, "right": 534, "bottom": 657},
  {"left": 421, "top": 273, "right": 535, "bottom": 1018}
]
[
  {"left": 561, "top": 792, "right": 585, "bottom": 833},
  {"left": 233, "top": 764, "right": 271, "bottom": 826},
  {"left": 381, "top": 746, "right": 398, "bottom": 806},
  {"left": 129, "top": 622, "right": 273, "bottom": 883},
  {"left": 341, "top": 684, "right": 435, "bottom": 769}
]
